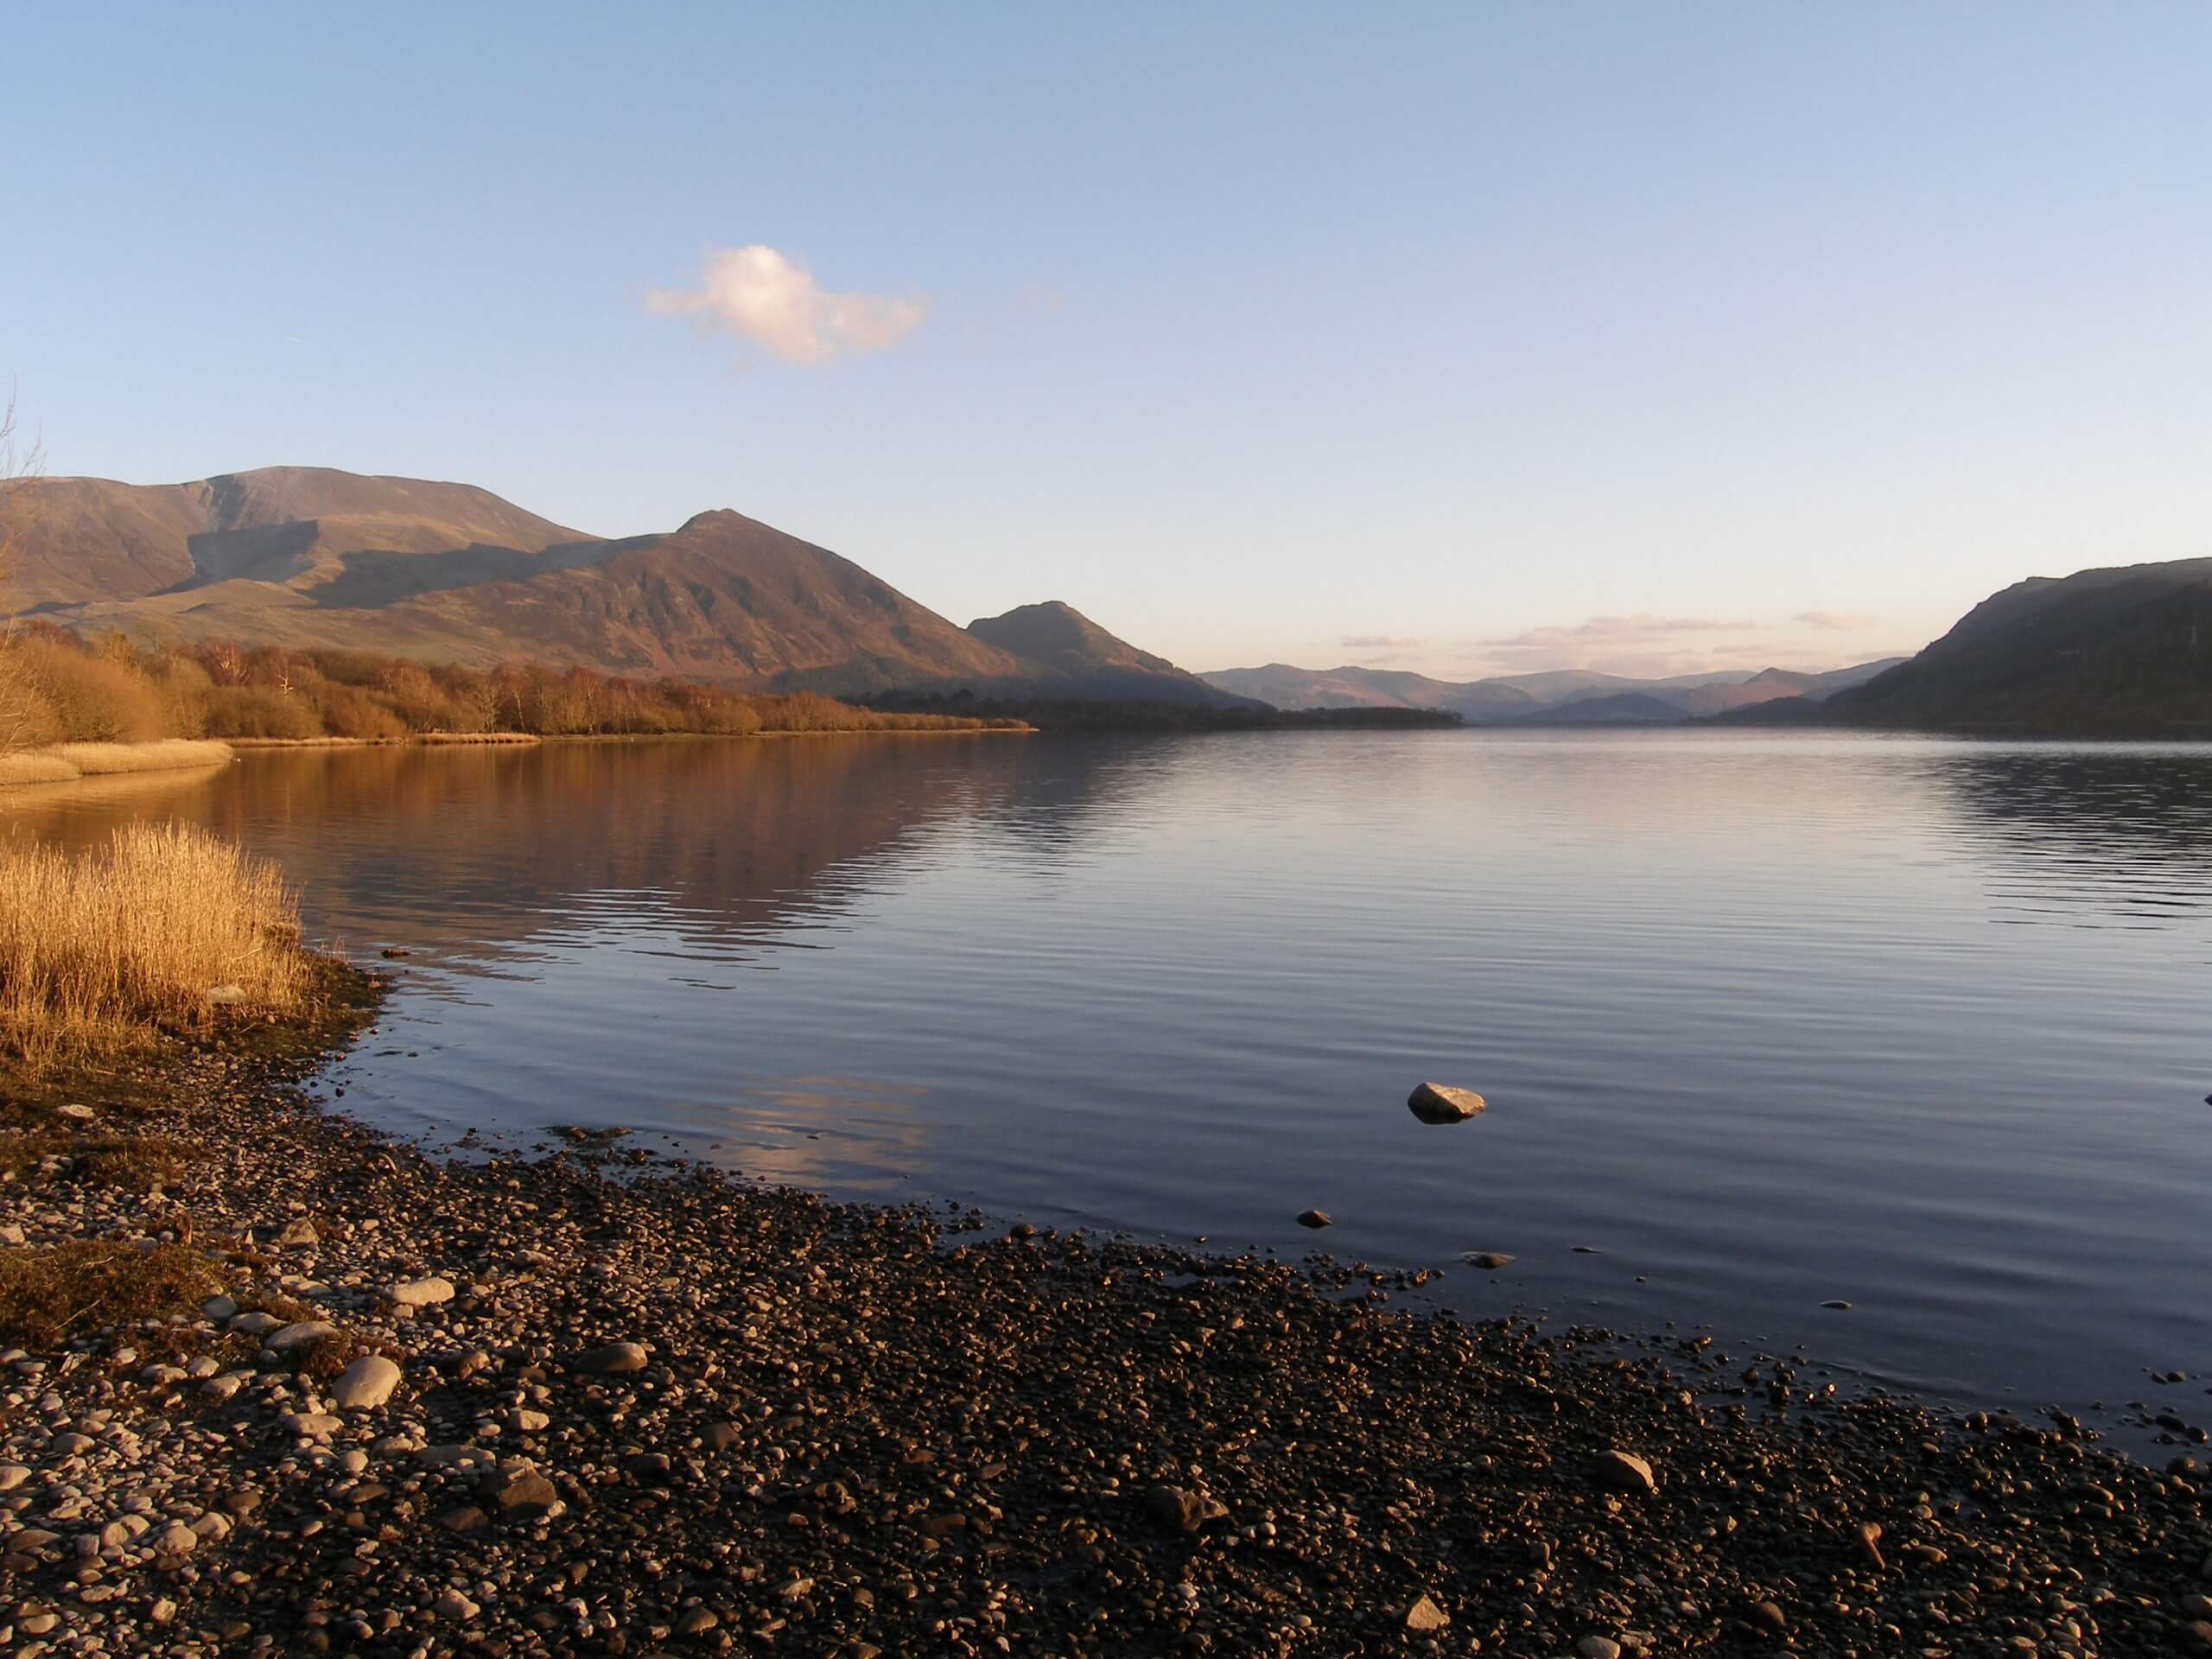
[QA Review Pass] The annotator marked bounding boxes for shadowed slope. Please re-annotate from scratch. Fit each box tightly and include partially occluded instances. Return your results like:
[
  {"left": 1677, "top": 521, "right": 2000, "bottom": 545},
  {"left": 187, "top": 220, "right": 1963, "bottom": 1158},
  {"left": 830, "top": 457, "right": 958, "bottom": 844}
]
[
  {"left": 963, "top": 601, "right": 1251, "bottom": 705},
  {"left": 1823, "top": 559, "right": 2212, "bottom": 733},
  {"left": 397, "top": 511, "right": 1030, "bottom": 687}
]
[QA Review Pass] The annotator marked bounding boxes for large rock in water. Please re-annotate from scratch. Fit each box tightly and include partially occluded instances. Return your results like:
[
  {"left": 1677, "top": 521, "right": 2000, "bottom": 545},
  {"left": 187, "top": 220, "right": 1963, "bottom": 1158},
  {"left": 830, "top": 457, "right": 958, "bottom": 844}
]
[{"left": 1408, "top": 1082, "right": 1487, "bottom": 1122}]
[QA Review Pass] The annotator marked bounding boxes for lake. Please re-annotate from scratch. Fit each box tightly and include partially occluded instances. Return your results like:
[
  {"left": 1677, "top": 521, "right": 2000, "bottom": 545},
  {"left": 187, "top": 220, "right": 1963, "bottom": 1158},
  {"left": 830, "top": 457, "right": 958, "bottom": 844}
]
[{"left": 10, "top": 731, "right": 2210, "bottom": 1440}]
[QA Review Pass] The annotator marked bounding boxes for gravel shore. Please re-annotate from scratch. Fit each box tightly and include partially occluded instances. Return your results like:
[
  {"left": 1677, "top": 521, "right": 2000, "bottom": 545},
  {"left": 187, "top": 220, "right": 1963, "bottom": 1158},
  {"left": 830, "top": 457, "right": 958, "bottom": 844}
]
[{"left": 3, "top": 1016, "right": 2209, "bottom": 1658}]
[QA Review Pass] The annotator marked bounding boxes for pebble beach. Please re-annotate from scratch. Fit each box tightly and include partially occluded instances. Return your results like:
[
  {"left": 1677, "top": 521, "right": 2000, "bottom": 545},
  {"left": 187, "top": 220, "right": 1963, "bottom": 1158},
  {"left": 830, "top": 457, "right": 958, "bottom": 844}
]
[{"left": 3, "top": 1009, "right": 2210, "bottom": 1658}]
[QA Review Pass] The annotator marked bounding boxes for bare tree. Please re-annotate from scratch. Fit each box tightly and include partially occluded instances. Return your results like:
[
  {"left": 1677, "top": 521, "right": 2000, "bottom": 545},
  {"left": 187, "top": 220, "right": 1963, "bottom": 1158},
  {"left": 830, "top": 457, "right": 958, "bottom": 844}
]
[{"left": 0, "top": 391, "right": 48, "bottom": 750}]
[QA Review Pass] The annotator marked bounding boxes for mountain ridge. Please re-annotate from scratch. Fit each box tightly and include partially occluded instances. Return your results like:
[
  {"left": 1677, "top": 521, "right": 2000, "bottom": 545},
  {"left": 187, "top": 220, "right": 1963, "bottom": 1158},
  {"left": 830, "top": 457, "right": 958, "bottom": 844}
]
[
  {"left": 1200, "top": 658, "right": 1903, "bottom": 724},
  {"left": 9, "top": 468, "right": 1226, "bottom": 705}
]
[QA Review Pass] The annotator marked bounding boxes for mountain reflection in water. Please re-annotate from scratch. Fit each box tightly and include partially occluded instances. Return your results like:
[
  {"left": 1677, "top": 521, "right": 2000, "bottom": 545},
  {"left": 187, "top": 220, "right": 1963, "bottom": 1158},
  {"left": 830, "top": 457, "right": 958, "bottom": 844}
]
[{"left": 8, "top": 730, "right": 2209, "bottom": 1440}]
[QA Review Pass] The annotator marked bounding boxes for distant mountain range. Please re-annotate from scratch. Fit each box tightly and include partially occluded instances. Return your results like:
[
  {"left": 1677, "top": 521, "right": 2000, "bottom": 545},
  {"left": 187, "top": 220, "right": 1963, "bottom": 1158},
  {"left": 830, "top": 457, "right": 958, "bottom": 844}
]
[
  {"left": 18, "top": 466, "right": 2209, "bottom": 734},
  {"left": 1199, "top": 658, "right": 1904, "bottom": 725},
  {"left": 13, "top": 467, "right": 1248, "bottom": 708}
]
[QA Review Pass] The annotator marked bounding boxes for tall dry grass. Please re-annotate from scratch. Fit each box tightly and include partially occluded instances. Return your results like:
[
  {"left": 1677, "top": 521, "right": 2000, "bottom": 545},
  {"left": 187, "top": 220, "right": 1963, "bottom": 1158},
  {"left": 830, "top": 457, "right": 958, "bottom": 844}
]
[
  {"left": 0, "top": 823, "right": 304, "bottom": 1066},
  {"left": 0, "top": 753, "right": 81, "bottom": 786},
  {"left": 0, "top": 740, "right": 233, "bottom": 791},
  {"left": 45, "top": 739, "right": 233, "bottom": 777}
]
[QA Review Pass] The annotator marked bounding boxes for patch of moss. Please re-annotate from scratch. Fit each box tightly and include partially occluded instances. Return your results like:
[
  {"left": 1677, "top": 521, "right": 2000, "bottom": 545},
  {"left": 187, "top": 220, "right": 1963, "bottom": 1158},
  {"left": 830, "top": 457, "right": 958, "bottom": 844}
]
[
  {"left": 0, "top": 1130, "right": 201, "bottom": 1192},
  {"left": 0, "top": 1240, "right": 226, "bottom": 1348},
  {"left": 238, "top": 1290, "right": 319, "bottom": 1325},
  {"left": 549, "top": 1123, "right": 632, "bottom": 1165},
  {"left": 214, "top": 956, "right": 385, "bottom": 1064}
]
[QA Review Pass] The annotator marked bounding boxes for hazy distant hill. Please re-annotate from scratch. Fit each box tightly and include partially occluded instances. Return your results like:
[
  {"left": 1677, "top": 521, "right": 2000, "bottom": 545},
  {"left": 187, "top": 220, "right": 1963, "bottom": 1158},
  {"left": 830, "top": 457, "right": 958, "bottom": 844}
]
[
  {"left": 1516, "top": 690, "right": 1688, "bottom": 725},
  {"left": 1668, "top": 659, "right": 1905, "bottom": 715},
  {"left": 1202, "top": 658, "right": 1900, "bottom": 724},
  {"left": 1199, "top": 663, "right": 1536, "bottom": 719},
  {"left": 1815, "top": 559, "right": 2212, "bottom": 734}
]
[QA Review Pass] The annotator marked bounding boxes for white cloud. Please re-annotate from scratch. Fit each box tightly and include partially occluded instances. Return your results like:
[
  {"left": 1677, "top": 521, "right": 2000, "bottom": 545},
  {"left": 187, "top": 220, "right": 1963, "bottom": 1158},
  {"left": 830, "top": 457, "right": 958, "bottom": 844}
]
[
  {"left": 646, "top": 245, "right": 925, "bottom": 364},
  {"left": 1792, "top": 609, "right": 1878, "bottom": 631}
]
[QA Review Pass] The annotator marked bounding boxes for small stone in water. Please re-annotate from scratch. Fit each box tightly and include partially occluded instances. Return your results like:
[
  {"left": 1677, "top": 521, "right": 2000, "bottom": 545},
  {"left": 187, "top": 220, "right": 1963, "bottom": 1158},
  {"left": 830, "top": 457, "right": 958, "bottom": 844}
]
[{"left": 1407, "top": 1081, "right": 1487, "bottom": 1123}]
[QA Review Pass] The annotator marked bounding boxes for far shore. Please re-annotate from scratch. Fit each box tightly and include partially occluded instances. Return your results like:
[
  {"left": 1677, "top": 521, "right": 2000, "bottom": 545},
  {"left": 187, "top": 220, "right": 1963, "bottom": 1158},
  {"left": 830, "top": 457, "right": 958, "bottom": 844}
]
[
  {"left": 225, "top": 725, "right": 1034, "bottom": 750},
  {"left": 0, "top": 723, "right": 1037, "bottom": 791}
]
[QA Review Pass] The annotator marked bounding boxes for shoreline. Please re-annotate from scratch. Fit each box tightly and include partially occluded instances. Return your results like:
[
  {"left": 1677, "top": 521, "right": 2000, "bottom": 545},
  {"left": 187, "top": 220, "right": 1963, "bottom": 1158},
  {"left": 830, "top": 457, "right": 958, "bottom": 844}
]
[
  {"left": 222, "top": 726, "right": 1036, "bottom": 751},
  {"left": 0, "top": 725, "right": 1036, "bottom": 792},
  {"left": 1, "top": 991, "right": 2208, "bottom": 1656}
]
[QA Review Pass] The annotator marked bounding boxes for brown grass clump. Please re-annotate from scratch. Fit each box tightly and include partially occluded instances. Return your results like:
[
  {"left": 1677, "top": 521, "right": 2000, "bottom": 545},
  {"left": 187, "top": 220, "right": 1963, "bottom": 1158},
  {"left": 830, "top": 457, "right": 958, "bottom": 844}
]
[
  {"left": 73, "top": 1135, "right": 199, "bottom": 1192},
  {"left": 0, "top": 1239, "right": 225, "bottom": 1347},
  {"left": 237, "top": 1289, "right": 319, "bottom": 1324},
  {"left": 295, "top": 1325, "right": 403, "bottom": 1380},
  {"left": 0, "top": 822, "right": 306, "bottom": 1067}
]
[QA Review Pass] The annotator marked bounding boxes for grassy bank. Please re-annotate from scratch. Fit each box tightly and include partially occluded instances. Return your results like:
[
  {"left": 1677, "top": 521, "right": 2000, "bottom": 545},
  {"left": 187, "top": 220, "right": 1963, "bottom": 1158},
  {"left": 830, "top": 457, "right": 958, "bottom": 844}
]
[
  {"left": 0, "top": 624, "right": 1025, "bottom": 749},
  {"left": 0, "top": 736, "right": 235, "bottom": 788},
  {"left": 0, "top": 822, "right": 306, "bottom": 1069}
]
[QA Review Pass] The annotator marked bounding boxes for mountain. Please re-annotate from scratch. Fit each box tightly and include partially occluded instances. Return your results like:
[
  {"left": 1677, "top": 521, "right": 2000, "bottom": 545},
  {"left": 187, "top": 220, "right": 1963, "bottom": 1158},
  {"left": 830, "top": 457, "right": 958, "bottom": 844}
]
[
  {"left": 1200, "top": 658, "right": 1901, "bottom": 724},
  {"left": 1816, "top": 559, "right": 2212, "bottom": 734},
  {"left": 9, "top": 467, "right": 1245, "bottom": 704},
  {"left": 963, "top": 601, "right": 1248, "bottom": 705},
  {"left": 397, "top": 510, "right": 1028, "bottom": 690},
  {"left": 12, "top": 467, "right": 588, "bottom": 610}
]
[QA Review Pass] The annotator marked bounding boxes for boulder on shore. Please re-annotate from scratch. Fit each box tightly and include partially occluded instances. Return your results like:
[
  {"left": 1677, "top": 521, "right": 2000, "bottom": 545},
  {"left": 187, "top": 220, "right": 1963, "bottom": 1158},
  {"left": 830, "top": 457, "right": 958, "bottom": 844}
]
[
  {"left": 1590, "top": 1448, "right": 1657, "bottom": 1496},
  {"left": 573, "top": 1340, "right": 650, "bottom": 1375},
  {"left": 331, "top": 1354, "right": 402, "bottom": 1410},
  {"left": 1408, "top": 1082, "right": 1487, "bottom": 1122},
  {"left": 1145, "top": 1483, "right": 1229, "bottom": 1535}
]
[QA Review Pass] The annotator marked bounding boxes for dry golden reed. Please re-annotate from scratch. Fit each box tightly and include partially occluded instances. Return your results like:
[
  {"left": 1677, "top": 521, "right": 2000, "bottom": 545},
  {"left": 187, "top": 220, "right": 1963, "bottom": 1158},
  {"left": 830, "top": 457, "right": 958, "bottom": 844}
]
[
  {"left": 43, "top": 739, "right": 233, "bottom": 777},
  {"left": 0, "top": 822, "right": 304, "bottom": 1066},
  {"left": 0, "top": 741, "right": 234, "bottom": 789},
  {"left": 0, "top": 753, "right": 82, "bottom": 786}
]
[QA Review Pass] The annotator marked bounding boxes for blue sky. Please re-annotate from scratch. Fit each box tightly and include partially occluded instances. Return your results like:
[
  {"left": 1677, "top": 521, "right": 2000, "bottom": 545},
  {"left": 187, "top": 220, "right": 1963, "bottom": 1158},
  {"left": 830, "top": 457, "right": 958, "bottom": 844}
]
[{"left": 6, "top": 4, "right": 2207, "bottom": 678}]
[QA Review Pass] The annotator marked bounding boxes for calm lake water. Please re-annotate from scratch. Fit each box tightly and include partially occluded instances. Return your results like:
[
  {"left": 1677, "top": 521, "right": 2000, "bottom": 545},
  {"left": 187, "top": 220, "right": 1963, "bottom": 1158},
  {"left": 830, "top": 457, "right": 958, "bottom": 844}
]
[{"left": 10, "top": 733, "right": 2211, "bottom": 1436}]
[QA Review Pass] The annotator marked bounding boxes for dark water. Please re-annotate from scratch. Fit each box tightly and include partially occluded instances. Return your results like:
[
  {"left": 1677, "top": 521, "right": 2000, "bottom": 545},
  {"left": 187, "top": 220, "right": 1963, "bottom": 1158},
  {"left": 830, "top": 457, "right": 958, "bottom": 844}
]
[{"left": 10, "top": 733, "right": 2211, "bottom": 1436}]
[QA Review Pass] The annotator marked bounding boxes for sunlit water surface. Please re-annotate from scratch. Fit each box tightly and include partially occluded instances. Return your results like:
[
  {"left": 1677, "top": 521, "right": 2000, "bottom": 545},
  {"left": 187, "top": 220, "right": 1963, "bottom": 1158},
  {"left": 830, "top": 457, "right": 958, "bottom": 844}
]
[{"left": 13, "top": 732, "right": 2210, "bottom": 1438}]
